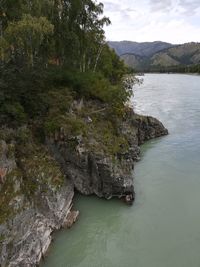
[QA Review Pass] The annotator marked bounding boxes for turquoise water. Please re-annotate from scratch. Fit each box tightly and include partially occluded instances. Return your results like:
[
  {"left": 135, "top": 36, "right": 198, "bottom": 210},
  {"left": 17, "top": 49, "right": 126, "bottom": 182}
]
[{"left": 41, "top": 74, "right": 200, "bottom": 267}]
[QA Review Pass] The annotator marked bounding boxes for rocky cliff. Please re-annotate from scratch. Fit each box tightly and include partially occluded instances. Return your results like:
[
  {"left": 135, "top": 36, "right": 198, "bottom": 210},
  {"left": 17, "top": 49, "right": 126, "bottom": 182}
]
[
  {"left": 47, "top": 109, "right": 168, "bottom": 202},
  {"left": 0, "top": 128, "right": 75, "bottom": 267},
  {"left": 0, "top": 104, "right": 168, "bottom": 266}
]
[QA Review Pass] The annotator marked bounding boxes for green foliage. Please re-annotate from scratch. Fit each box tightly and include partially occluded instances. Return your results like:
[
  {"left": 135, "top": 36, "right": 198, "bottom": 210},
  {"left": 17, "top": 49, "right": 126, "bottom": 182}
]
[
  {"left": 47, "top": 68, "right": 131, "bottom": 106},
  {"left": 0, "top": 1, "right": 135, "bottom": 229},
  {"left": 0, "top": 65, "right": 48, "bottom": 124},
  {"left": 0, "top": 102, "right": 27, "bottom": 124},
  {"left": 0, "top": 0, "right": 132, "bottom": 132},
  {"left": 45, "top": 115, "right": 86, "bottom": 136},
  {"left": 86, "top": 116, "right": 129, "bottom": 156},
  {"left": 0, "top": 0, "right": 111, "bottom": 71},
  {"left": 97, "top": 45, "right": 127, "bottom": 83},
  {"left": 4, "top": 14, "right": 54, "bottom": 66},
  {"left": 18, "top": 143, "right": 65, "bottom": 197}
]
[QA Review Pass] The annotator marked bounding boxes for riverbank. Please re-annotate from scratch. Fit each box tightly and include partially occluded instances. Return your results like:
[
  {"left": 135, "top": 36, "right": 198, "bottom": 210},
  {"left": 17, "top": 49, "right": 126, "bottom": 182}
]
[
  {"left": 40, "top": 73, "right": 200, "bottom": 267},
  {"left": 0, "top": 98, "right": 167, "bottom": 266}
]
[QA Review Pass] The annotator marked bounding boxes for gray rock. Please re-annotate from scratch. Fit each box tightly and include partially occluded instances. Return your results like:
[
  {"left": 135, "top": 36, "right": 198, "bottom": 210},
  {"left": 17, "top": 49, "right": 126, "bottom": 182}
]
[
  {"left": 0, "top": 111, "right": 168, "bottom": 266},
  {"left": 0, "top": 179, "right": 74, "bottom": 267},
  {"left": 47, "top": 111, "right": 168, "bottom": 202}
]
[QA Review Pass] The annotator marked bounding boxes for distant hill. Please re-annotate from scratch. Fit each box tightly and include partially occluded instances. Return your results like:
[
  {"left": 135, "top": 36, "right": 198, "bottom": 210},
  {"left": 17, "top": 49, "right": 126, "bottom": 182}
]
[
  {"left": 108, "top": 41, "right": 174, "bottom": 57},
  {"left": 151, "top": 42, "right": 200, "bottom": 67},
  {"left": 108, "top": 41, "right": 200, "bottom": 72},
  {"left": 120, "top": 54, "right": 148, "bottom": 71}
]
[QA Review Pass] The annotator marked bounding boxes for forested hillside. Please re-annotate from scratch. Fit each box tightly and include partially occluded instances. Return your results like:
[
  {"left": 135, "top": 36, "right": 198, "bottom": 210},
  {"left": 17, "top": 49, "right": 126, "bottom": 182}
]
[
  {"left": 150, "top": 42, "right": 200, "bottom": 72},
  {"left": 109, "top": 41, "right": 200, "bottom": 73},
  {"left": 0, "top": 0, "right": 132, "bottom": 127},
  {"left": 108, "top": 41, "right": 173, "bottom": 57}
]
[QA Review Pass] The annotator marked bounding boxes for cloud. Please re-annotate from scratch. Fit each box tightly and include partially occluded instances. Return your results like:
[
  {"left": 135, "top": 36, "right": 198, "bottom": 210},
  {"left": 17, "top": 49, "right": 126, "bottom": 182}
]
[
  {"left": 103, "top": 0, "right": 137, "bottom": 25},
  {"left": 179, "top": 0, "right": 200, "bottom": 15},
  {"left": 103, "top": 1, "right": 136, "bottom": 17},
  {"left": 102, "top": 0, "right": 200, "bottom": 44},
  {"left": 125, "top": 8, "right": 136, "bottom": 12},
  {"left": 103, "top": 1, "right": 121, "bottom": 12},
  {"left": 149, "top": 0, "right": 172, "bottom": 12}
]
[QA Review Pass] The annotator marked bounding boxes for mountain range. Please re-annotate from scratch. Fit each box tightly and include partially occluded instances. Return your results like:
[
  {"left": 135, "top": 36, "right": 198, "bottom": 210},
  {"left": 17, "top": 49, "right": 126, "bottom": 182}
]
[{"left": 108, "top": 41, "right": 200, "bottom": 72}]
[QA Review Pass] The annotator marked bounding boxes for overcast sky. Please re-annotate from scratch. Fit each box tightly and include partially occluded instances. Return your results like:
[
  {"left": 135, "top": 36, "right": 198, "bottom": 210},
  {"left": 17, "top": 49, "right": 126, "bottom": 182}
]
[{"left": 102, "top": 0, "right": 200, "bottom": 44}]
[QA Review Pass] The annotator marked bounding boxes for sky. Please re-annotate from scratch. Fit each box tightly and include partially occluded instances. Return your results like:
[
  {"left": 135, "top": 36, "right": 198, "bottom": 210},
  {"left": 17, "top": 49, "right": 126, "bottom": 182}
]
[{"left": 102, "top": 0, "right": 200, "bottom": 44}]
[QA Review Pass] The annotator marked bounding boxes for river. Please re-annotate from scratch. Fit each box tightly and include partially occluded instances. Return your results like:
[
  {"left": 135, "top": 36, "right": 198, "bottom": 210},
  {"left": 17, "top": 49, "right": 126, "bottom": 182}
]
[{"left": 41, "top": 74, "right": 200, "bottom": 267}]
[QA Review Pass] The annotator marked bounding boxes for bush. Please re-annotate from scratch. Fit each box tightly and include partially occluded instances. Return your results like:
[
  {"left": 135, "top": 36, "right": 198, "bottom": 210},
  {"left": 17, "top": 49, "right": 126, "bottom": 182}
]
[
  {"left": 44, "top": 115, "right": 86, "bottom": 136},
  {"left": 46, "top": 68, "right": 131, "bottom": 107},
  {"left": 0, "top": 102, "right": 27, "bottom": 125}
]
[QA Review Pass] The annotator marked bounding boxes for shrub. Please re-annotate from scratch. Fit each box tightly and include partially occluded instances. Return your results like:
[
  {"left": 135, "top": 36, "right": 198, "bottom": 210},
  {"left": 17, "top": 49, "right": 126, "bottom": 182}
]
[
  {"left": 44, "top": 115, "right": 86, "bottom": 136},
  {"left": 0, "top": 102, "right": 27, "bottom": 125}
]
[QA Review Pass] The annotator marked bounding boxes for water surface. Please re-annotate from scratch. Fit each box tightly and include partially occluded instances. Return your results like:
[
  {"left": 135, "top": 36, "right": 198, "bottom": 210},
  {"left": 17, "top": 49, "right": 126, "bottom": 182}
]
[{"left": 41, "top": 74, "right": 200, "bottom": 267}]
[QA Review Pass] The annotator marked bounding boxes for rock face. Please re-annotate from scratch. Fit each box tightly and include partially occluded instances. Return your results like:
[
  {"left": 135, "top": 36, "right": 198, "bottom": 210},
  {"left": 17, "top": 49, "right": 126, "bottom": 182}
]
[
  {"left": 0, "top": 183, "right": 74, "bottom": 267},
  {"left": 134, "top": 115, "right": 169, "bottom": 145},
  {"left": 47, "top": 138, "right": 135, "bottom": 200},
  {"left": 47, "top": 111, "right": 168, "bottom": 203},
  {"left": 0, "top": 130, "right": 75, "bottom": 267},
  {"left": 0, "top": 111, "right": 168, "bottom": 266},
  {"left": 0, "top": 140, "right": 16, "bottom": 185}
]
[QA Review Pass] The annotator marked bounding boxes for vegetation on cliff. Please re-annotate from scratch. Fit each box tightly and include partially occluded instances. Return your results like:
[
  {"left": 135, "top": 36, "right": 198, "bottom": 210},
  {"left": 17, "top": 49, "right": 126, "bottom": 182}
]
[
  {"left": 0, "top": 0, "right": 134, "bottom": 224},
  {"left": 0, "top": 0, "right": 132, "bottom": 128},
  {"left": 0, "top": 2, "right": 169, "bottom": 265}
]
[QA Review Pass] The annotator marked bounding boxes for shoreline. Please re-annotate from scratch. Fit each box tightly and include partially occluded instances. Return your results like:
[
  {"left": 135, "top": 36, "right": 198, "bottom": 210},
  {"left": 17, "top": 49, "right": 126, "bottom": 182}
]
[{"left": 0, "top": 105, "right": 168, "bottom": 266}]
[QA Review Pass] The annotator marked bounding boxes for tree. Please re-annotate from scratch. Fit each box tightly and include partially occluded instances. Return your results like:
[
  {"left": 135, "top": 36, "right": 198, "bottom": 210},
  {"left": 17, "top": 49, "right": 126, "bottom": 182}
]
[
  {"left": 4, "top": 14, "right": 54, "bottom": 66},
  {"left": 97, "top": 45, "right": 127, "bottom": 84},
  {"left": 75, "top": 0, "right": 110, "bottom": 72}
]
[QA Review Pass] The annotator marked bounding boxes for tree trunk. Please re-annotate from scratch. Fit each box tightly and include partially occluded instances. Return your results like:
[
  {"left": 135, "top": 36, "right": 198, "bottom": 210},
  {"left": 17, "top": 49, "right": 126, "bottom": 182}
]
[{"left": 93, "top": 43, "right": 104, "bottom": 73}]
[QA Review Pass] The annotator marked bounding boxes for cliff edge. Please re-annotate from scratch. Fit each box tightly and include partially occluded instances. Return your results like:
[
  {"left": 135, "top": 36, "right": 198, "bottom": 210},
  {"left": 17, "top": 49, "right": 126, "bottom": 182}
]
[{"left": 0, "top": 99, "right": 168, "bottom": 266}]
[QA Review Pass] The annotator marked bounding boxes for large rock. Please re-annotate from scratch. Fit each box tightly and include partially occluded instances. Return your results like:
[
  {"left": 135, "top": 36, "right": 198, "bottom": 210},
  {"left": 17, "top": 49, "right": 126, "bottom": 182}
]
[
  {"left": 0, "top": 110, "right": 168, "bottom": 266},
  {"left": 0, "top": 135, "right": 75, "bottom": 267},
  {"left": 47, "top": 137, "right": 135, "bottom": 200},
  {"left": 47, "top": 111, "right": 168, "bottom": 203},
  {"left": 1, "top": 182, "right": 74, "bottom": 267}
]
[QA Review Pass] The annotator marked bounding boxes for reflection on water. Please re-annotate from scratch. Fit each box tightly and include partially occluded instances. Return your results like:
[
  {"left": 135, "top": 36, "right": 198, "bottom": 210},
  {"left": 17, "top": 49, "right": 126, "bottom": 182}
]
[{"left": 41, "top": 74, "right": 200, "bottom": 267}]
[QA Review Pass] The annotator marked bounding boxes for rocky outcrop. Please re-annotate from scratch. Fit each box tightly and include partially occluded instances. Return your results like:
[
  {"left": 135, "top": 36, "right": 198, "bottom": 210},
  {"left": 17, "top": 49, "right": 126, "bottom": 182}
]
[
  {"left": 47, "top": 110, "right": 168, "bottom": 204},
  {"left": 47, "top": 137, "right": 135, "bottom": 200},
  {"left": 63, "top": 210, "right": 79, "bottom": 228},
  {"left": 1, "top": 183, "right": 74, "bottom": 267},
  {"left": 0, "top": 131, "right": 76, "bottom": 267},
  {"left": 0, "top": 110, "right": 168, "bottom": 266}
]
